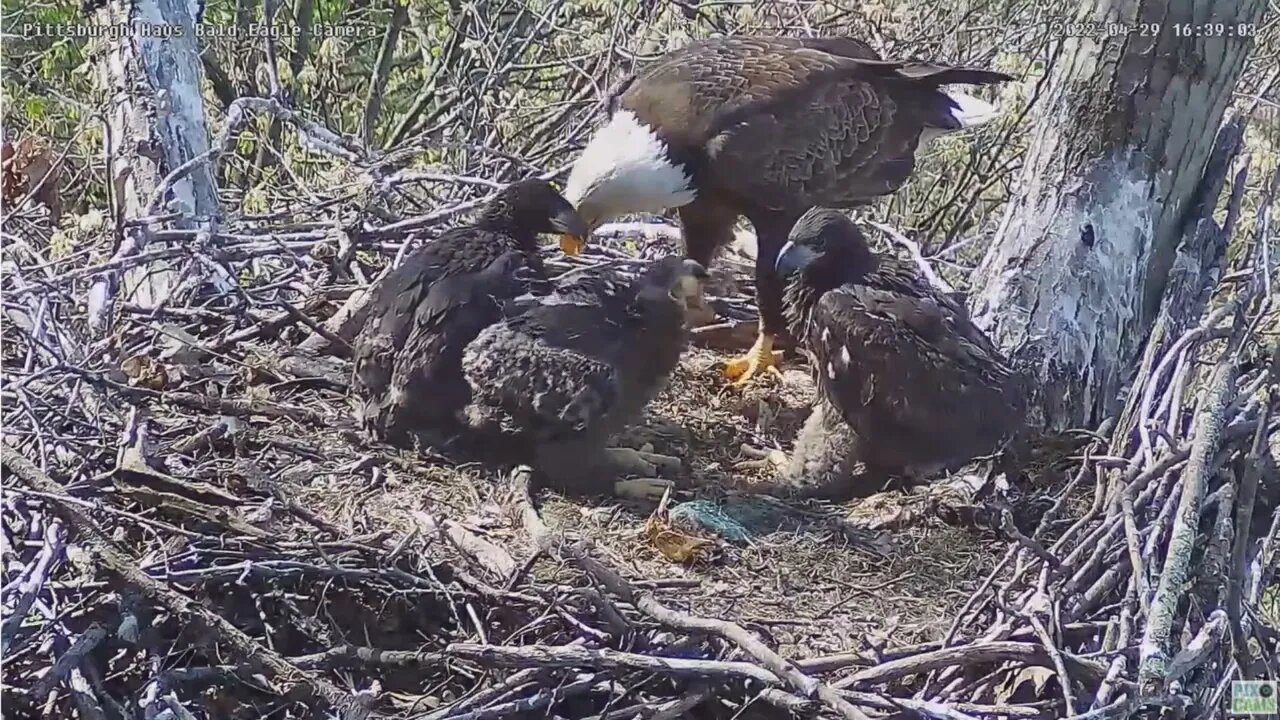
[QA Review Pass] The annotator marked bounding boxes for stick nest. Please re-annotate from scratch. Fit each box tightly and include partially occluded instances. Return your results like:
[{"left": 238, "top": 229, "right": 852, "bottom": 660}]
[{"left": 2, "top": 160, "right": 1278, "bottom": 720}]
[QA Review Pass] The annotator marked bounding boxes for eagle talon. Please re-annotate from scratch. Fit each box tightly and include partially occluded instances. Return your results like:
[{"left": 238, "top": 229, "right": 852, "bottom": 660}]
[
  {"left": 604, "top": 443, "right": 686, "bottom": 476},
  {"left": 734, "top": 446, "right": 788, "bottom": 472},
  {"left": 614, "top": 477, "right": 674, "bottom": 502},
  {"left": 634, "top": 449, "right": 683, "bottom": 476},
  {"left": 722, "top": 333, "right": 782, "bottom": 385},
  {"left": 604, "top": 447, "right": 682, "bottom": 478}
]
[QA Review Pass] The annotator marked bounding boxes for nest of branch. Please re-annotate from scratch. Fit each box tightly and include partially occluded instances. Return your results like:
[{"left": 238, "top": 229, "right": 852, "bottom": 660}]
[{"left": 2, "top": 112, "right": 1278, "bottom": 720}]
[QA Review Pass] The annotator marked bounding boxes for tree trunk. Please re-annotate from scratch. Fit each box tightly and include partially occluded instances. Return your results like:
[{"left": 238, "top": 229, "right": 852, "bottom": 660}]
[
  {"left": 90, "top": 0, "right": 219, "bottom": 332},
  {"left": 360, "top": 0, "right": 410, "bottom": 147},
  {"left": 969, "top": 0, "right": 1266, "bottom": 430}
]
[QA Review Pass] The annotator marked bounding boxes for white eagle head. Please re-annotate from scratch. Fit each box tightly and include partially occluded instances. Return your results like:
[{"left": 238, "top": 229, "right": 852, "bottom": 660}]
[{"left": 559, "top": 110, "right": 697, "bottom": 256}]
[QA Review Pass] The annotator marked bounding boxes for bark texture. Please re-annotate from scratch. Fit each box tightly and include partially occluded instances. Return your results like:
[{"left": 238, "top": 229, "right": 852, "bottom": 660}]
[
  {"left": 970, "top": 0, "right": 1265, "bottom": 430},
  {"left": 92, "top": 0, "right": 219, "bottom": 327}
]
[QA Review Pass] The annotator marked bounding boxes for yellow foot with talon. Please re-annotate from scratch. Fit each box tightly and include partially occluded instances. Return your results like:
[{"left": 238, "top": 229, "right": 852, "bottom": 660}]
[{"left": 722, "top": 333, "right": 783, "bottom": 385}]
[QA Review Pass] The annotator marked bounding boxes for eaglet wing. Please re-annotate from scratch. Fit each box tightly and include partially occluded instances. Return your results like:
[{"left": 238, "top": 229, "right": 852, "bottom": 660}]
[
  {"left": 384, "top": 262, "right": 527, "bottom": 430},
  {"left": 859, "top": 259, "right": 1013, "bottom": 373},
  {"left": 809, "top": 286, "right": 1008, "bottom": 439},
  {"left": 351, "top": 227, "right": 508, "bottom": 400},
  {"left": 462, "top": 304, "right": 626, "bottom": 441}
]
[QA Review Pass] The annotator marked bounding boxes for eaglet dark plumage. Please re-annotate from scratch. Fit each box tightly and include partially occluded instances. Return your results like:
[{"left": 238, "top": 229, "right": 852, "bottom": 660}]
[
  {"left": 350, "top": 178, "right": 587, "bottom": 444},
  {"left": 458, "top": 256, "right": 708, "bottom": 493},
  {"left": 770, "top": 208, "right": 1028, "bottom": 500},
  {"left": 561, "top": 35, "right": 1012, "bottom": 385}
]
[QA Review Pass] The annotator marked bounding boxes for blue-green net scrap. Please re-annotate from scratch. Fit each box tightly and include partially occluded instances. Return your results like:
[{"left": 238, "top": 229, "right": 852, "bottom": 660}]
[{"left": 667, "top": 496, "right": 809, "bottom": 543}]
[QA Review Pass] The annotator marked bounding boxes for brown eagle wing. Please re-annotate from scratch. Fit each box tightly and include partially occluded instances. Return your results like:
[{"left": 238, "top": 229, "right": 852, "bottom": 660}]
[
  {"left": 809, "top": 285, "right": 1016, "bottom": 446},
  {"left": 619, "top": 36, "right": 1001, "bottom": 211}
]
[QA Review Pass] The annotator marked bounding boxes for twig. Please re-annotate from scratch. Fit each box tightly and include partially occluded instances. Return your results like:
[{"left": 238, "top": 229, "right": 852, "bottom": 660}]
[
  {"left": 510, "top": 466, "right": 871, "bottom": 720},
  {"left": 447, "top": 642, "right": 782, "bottom": 685},
  {"left": 0, "top": 443, "right": 364, "bottom": 717},
  {"left": 866, "top": 220, "right": 956, "bottom": 294},
  {"left": 1137, "top": 316, "right": 1244, "bottom": 691},
  {"left": 1228, "top": 342, "right": 1278, "bottom": 666},
  {"left": 832, "top": 641, "right": 1110, "bottom": 690},
  {"left": 30, "top": 624, "right": 108, "bottom": 698},
  {"left": 0, "top": 518, "right": 63, "bottom": 648},
  {"left": 289, "top": 644, "right": 446, "bottom": 671},
  {"left": 1164, "top": 609, "right": 1229, "bottom": 686}
]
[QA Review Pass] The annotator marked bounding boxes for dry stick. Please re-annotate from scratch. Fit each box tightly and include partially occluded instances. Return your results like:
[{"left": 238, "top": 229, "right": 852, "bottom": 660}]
[
  {"left": 275, "top": 298, "right": 353, "bottom": 354},
  {"left": 0, "top": 517, "right": 63, "bottom": 647},
  {"left": 447, "top": 642, "right": 783, "bottom": 686},
  {"left": 30, "top": 624, "right": 108, "bottom": 698},
  {"left": 865, "top": 220, "right": 955, "bottom": 294},
  {"left": 836, "top": 690, "right": 1042, "bottom": 718},
  {"left": 1136, "top": 320, "right": 1243, "bottom": 692},
  {"left": 925, "top": 451, "right": 1101, "bottom": 695},
  {"left": 1093, "top": 588, "right": 1132, "bottom": 708},
  {"left": 1228, "top": 342, "right": 1278, "bottom": 669},
  {"left": 644, "top": 687, "right": 716, "bottom": 720},
  {"left": 831, "top": 641, "right": 1111, "bottom": 690},
  {"left": 1119, "top": 482, "right": 1149, "bottom": 616},
  {"left": 418, "top": 669, "right": 547, "bottom": 720},
  {"left": 509, "top": 467, "right": 871, "bottom": 720},
  {"left": 0, "top": 444, "right": 364, "bottom": 718},
  {"left": 798, "top": 622, "right": 1111, "bottom": 676},
  {"left": 65, "top": 666, "right": 107, "bottom": 720},
  {"left": 1027, "top": 614, "right": 1075, "bottom": 715},
  {"left": 289, "top": 645, "right": 447, "bottom": 671},
  {"left": 123, "top": 386, "right": 331, "bottom": 426},
  {"left": 1064, "top": 696, "right": 1140, "bottom": 720},
  {"left": 1056, "top": 417, "right": 1261, "bottom": 596},
  {"left": 159, "top": 694, "right": 200, "bottom": 720},
  {"left": 1164, "top": 609, "right": 1230, "bottom": 687},
  {"left": 438, "top": 675, "right": 602, "bottom": 720}
]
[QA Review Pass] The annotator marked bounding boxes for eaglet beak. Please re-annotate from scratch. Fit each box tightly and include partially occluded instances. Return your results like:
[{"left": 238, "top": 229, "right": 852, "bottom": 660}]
[
  {"left": 774, "top": 240, "right": 821, "bottom": 276},
  {"left": 667, "top": 259, "right": 710, "bottom": 309}
]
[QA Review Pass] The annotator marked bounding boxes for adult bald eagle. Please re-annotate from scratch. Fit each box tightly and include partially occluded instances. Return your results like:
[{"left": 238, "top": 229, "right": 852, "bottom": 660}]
[
  {"left": 459, "top": 256, "right": 707, "bottom": 493},
  {"left": 559, "top": 35, "right": 1011, "bottom": 385},
  {"left": 772, "top": 208, "right": 1027, "bottom": 499},
  {"left": 351, "top": 178, "right": 587, "bottom": 443}
]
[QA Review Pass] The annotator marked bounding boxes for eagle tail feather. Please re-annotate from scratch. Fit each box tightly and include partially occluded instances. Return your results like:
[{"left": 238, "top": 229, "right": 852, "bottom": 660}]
[
  {"left": 889, "top": 65, "right": 1012, "bottom": 86},
  {"left": 933, "top": 90, "right": 1001, "bottom": 129}
]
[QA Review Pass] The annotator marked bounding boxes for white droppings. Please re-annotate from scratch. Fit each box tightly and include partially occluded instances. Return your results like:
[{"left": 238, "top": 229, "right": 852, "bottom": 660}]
[
  {"left": 826, "top": 362, "right": 837, "bottom": 380},
  {"left": 971, "top": 148, "right": 1154, "bottom": 429},
  {"left": 839, "top": 345, "right": 851, "bottom": 365},
  {"left": 563, "top": 110, "right": 697, "bottom": 226},
  {"left": 821, "top": 327, "right": 831, "bottom": 343}
]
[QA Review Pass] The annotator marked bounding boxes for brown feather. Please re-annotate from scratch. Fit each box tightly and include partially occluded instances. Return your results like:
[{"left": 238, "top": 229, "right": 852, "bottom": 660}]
[
  {"left": 609, "top": 36, "right": 1011, "bottom": 338},
  {"left": 779, "top": 208, "right": 1026, "bottom": 478}
]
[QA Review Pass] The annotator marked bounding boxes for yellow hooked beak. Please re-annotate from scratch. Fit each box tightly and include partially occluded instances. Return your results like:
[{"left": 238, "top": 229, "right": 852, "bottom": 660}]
[{"left": 559, "top": 234, "right": 585, "bottom": 256}]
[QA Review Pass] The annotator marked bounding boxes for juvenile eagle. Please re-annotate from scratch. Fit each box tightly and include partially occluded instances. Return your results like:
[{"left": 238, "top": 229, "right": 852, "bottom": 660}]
[
  {"left": 351, "top": 178, "right": 587, "bottom": 443},
  {"left": 559, "top": 35, "right": 1012, "bottom": 385},
  {"left": 772, "top": 208, "right": 1027, "bottom": 499},
  {"left": 459, "top": 256, "right": 708, "bottom": 493}
]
